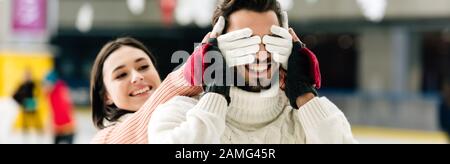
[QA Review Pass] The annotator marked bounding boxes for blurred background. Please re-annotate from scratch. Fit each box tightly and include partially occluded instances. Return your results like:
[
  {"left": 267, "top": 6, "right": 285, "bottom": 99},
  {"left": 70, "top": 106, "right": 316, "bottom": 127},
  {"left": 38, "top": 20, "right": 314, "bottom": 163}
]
[{"left": 1, "top": 0, "right": 450, "bottom": 144}]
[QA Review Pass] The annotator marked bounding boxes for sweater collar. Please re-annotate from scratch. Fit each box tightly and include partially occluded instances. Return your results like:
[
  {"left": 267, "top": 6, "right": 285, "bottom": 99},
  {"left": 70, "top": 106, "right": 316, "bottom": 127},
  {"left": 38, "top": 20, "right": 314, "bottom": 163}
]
[
  {"left": 227, "top": 86, "right": 287, "bottom": 128},
  {"left": 104, "top": 113, "right": 132, "bottom": 128}
]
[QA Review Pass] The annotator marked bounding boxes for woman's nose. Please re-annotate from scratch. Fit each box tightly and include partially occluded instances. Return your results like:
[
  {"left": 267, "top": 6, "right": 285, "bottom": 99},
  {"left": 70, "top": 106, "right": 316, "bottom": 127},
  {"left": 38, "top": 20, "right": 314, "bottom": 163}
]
[{"left": 131, "top": 70, "right": 144, "bottom": 84}]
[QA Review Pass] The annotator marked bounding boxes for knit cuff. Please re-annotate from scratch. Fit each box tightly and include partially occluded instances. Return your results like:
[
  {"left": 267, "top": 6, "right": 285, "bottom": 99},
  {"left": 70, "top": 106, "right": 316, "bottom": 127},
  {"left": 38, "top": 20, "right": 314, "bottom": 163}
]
[
  {"left": 196, "top": 93, "right": 228, "bottom": 119},
  {"left": 297, "top": 97, "right": 337, "bottom": 129}
]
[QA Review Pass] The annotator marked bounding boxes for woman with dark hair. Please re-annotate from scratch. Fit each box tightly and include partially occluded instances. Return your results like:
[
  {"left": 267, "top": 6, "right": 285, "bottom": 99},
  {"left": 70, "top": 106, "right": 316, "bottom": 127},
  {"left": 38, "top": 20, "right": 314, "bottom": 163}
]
[{"left": 90, "top": 37, "right": 202, "bottom": 143}]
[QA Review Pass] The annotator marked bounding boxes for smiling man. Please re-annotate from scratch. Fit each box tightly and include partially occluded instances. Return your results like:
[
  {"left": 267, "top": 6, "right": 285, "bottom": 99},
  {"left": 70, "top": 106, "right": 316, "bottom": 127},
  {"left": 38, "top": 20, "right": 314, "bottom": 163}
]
[
  {"left": 227, "top": 9, "right": 278, "bottom": 92},
  {"left": 147, "top": 0, "right": 357, "bottom": 144}
]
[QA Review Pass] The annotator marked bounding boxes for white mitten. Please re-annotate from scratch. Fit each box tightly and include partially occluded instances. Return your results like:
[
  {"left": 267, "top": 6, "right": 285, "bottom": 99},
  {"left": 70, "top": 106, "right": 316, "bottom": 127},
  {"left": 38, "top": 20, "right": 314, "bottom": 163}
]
[
  {"left": 213, "top": 16, "right": 261, "bottom": 67},
  {"left": 262, "top": 11, "right": 293, "bottom": 70}
]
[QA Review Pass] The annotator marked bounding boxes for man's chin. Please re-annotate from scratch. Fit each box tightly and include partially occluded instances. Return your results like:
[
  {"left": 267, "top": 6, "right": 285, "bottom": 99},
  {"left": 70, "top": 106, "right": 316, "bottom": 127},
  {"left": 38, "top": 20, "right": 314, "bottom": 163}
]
[
  {"left": 237, "top": 86, "right": 266, "bottom": 93},
  {"left": 237, "top": 80, "right": 272, "bottom": 93},
  {"left": 234, "top": 64, "right": 280, "bottom": 93}
]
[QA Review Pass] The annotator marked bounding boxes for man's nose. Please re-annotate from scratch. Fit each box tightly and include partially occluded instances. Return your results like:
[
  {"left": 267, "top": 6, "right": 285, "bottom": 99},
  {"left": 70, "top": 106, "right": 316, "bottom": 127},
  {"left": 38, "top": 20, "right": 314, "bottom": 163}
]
[{"left": 256, "top": 44, "right": 270, "bottom": 63}]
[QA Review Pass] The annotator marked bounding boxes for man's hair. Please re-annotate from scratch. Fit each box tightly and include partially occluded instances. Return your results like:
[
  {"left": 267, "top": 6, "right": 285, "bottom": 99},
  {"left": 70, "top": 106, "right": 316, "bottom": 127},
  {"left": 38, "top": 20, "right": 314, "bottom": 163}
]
[{"left": 212, "top": 0, "right": 284, "bottom": 31}]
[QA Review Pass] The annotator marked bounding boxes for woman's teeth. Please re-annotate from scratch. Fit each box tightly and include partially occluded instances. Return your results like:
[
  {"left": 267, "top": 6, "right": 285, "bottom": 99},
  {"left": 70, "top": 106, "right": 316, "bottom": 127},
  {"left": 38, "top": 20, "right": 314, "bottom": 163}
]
[{"left": 131, "top": 87, "right": 150, "bottom": 96}]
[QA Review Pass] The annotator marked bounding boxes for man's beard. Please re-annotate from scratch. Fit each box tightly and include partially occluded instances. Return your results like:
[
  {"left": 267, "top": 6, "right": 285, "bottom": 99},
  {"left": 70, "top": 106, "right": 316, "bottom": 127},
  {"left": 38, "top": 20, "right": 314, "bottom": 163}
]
[
  {"left": 234, "top": 66, "right": 280, "bottom": 93},
  {"left": 237, "top": 79, "right": 272, "bottom": 92}
]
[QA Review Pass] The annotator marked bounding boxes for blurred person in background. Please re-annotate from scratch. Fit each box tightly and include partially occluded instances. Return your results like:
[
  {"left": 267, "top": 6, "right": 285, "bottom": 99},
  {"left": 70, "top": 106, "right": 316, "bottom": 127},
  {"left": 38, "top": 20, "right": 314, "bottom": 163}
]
[
  {"left": 440, "top": 78, "right": 450, "bottom": 143},
  {"left": 44, "top": 70, "right": 76, "bottom": 144},
  {"left": 438, "top": 48, "right": 450, "bottom": 143},
  {"left": 90, "top": 37, "right": 202, "bottom": 144},
  {"left": 13, "top": 70, "right": 43, "bottom": 133}
]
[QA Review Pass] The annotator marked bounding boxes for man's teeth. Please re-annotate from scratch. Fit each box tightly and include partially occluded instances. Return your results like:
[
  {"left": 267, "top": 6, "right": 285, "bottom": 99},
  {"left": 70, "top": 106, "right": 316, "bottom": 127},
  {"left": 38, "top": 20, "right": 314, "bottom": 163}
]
[
  {"left": 132, "top": 87, "right": 150, "bottom": 96},
  {"left": 248, "top": 65, "right": 269, "bottom": 73}
]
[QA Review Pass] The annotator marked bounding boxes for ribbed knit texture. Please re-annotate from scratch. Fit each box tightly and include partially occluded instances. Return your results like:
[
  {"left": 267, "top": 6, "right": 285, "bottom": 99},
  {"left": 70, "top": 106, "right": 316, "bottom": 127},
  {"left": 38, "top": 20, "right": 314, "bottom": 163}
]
[
  {"left": 197, "top": 93, "right": 228, "bottom": 119},
  {"left": 147, "top": 85, "right": 357, "bottom": 144},
  {"left": 227, "top": 86, "right": 286, "bottom": 127}
]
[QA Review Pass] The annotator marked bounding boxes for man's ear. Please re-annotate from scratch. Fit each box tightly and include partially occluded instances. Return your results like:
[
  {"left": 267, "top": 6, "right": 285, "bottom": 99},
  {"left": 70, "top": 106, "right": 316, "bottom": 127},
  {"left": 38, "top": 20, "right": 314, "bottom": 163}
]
[{"left": 105, "top": 93, "right": 114, "bottom": 106}]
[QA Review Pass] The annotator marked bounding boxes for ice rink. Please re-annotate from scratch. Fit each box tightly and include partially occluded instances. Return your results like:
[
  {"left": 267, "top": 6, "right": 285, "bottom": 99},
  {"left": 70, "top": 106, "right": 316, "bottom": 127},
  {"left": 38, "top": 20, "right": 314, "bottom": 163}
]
[
  {"left": 1, "top": 98, "right": 447, "bottom": 144},
  {"left": 1, "top": 0, "right": 450, "bottom": 145}
]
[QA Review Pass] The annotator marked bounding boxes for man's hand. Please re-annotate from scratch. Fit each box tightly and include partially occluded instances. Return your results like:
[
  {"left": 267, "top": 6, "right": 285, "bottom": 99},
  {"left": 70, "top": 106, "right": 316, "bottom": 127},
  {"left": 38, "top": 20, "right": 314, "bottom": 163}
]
[
  {"left": 296, "top": 93, "right": 316, "bottom": 108},
  {"left": 263, "top": 11, "right": 293, "bottom": 70},
  {"left": 285, "top": 42, "right": 322, "bottom": 109}
]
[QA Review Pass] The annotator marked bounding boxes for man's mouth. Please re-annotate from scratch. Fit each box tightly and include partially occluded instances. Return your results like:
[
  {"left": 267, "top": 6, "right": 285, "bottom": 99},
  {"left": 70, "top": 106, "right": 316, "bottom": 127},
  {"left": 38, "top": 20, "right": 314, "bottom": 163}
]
[
  {"left": 129, "top": 86, "right": 152, "bottom": 97},
  {"left": 246, "top": 63, "right": 272, "bottom": 78}
]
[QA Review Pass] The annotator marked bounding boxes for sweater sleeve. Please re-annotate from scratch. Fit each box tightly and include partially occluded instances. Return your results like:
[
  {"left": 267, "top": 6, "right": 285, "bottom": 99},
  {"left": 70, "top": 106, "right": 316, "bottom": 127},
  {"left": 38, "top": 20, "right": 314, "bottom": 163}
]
[
  {"left": 297, "top": 97, "right": 358, "bottom": 144},
  {"left": 148, "top": 93, "right": 228, "bottom": 144},
  {"left": 90, "top": 66, "right": 203, "bottom": 144}
]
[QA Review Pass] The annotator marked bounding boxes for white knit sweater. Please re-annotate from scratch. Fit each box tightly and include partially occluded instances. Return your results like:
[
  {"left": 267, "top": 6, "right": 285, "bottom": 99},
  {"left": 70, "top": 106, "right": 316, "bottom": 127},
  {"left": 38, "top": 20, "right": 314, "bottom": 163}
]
[{"left": 148, "top": 87, "right": 357, "bottom": 144}]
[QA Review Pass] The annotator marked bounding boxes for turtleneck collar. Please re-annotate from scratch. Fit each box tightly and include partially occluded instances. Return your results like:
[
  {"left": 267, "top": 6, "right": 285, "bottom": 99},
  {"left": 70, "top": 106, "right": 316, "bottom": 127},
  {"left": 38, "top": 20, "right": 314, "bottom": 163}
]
[{"left": 226, "top": 86, "right": 288, "bottom": 128}]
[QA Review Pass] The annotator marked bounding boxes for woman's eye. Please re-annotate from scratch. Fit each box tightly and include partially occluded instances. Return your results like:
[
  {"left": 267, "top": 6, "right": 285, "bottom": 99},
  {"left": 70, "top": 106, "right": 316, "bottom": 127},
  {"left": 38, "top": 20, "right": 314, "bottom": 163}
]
[
  {"left": 116, "top": 73, "right": 127, "bottom": 79},
  {"left": 139, "top": 65, "right": 149, "bottom": 71}
]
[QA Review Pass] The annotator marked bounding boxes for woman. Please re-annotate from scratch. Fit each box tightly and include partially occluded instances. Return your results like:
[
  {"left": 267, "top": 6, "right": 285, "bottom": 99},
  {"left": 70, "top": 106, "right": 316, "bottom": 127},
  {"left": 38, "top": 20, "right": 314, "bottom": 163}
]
[{"left": 90, "top": 37, "right": 202, "bottom": 144}]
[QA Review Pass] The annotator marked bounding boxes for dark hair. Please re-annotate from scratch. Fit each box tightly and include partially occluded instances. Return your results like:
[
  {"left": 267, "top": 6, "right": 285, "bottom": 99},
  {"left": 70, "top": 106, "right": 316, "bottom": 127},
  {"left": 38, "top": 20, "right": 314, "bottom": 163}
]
[
  {"left": 91, "top": 37, "right": 157, "bottom": 129},
  {"left": 212, "top": 0, "right": 284, "bottom": 32}
]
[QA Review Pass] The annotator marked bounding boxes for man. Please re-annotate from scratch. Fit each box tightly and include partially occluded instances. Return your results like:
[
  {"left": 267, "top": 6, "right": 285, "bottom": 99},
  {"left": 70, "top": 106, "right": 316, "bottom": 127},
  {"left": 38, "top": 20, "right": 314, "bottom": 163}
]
[
  {"left": 439, "top": 79, "right": 450, "bottom": 143},
  {"left": 13, "top": 70, "right": 43, "bottom": 133},
  {"left": 147, "top": 0, "right": 357, "bottom": 144},
  {"left": 438, "top": 50, "right": 450, "bottom": 143}
]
